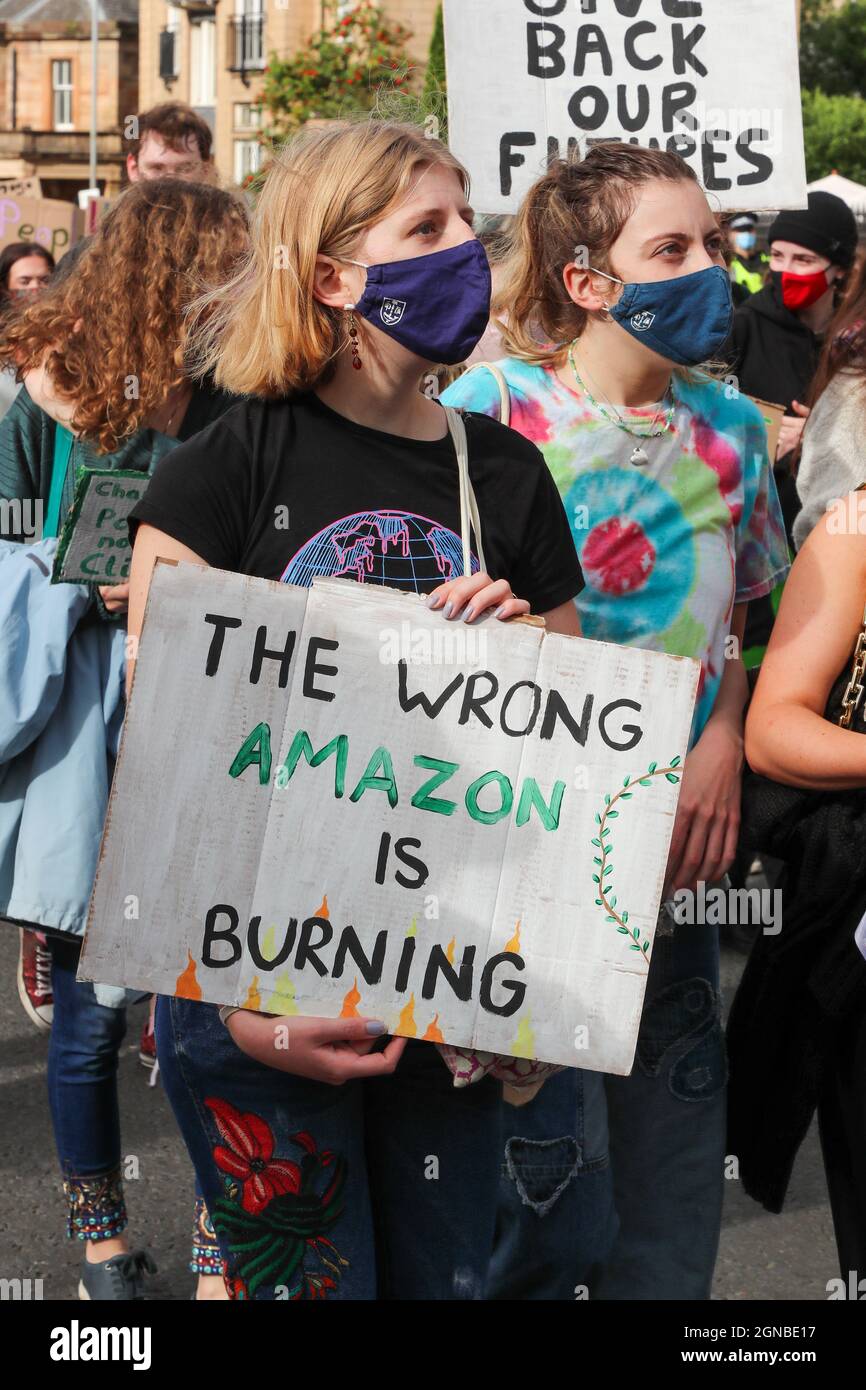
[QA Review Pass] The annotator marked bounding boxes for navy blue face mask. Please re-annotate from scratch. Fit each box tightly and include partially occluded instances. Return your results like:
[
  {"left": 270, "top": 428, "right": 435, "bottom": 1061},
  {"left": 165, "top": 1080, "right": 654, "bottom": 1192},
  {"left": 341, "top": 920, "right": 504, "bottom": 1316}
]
[
  {"left": 345, "top": 240, "right": 492, "bottom": 366},
  {"left": 589, "top": 263, "right": 734, "bottom": 367}
]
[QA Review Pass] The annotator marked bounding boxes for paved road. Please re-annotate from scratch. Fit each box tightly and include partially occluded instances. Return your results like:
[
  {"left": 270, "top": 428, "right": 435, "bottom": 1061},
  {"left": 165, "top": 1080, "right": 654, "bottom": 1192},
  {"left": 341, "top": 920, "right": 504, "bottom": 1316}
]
[{"left": 0, "top": 928, "right": 837, "bottom": 1301}]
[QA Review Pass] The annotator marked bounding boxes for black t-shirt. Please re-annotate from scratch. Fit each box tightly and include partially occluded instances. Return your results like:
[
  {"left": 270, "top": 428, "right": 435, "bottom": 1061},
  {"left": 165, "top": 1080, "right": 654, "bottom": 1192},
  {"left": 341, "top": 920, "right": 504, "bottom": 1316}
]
[{"left": 129, "top": 392, "right": 583, "bottom": 613}]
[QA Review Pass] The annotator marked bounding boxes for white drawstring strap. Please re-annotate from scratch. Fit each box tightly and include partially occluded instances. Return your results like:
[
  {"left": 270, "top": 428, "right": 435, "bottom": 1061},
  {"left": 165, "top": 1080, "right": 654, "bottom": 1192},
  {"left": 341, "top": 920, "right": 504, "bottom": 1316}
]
[{"left": 443, "top": 405, "right": 486, "bottom": 578}]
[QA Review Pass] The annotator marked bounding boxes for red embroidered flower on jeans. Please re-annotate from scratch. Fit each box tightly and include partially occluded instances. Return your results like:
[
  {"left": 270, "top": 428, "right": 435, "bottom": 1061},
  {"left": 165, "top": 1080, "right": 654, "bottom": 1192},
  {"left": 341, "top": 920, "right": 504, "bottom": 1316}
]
[{"left": 206, "top": 1097, "right": 302, "bottom": 1215}]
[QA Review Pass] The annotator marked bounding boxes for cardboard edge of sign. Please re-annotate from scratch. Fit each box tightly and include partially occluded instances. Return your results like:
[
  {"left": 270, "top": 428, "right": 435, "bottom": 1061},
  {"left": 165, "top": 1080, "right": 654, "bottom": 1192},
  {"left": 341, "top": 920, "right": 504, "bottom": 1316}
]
[{"left": 78, "top": 559, "right": 703, "bottom": 1068}]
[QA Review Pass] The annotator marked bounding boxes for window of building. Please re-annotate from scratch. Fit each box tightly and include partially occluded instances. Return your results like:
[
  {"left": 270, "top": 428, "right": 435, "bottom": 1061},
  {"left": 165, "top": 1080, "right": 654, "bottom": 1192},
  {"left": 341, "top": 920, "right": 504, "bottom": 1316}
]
[
  {"left": 159, "top": 5, "right": 181, "bottom": 81},
  {"left": 190, "top": 17, "right": 217, "bottom": 107},
  {"left": 233, "top": 103, "right": 262, "bottom": 131},
  {"left": 51, "top": 59, "right": 73, "bottom": 131},
  {"left": 232, "top": 0, "right": 264, "bottom": 71},
  {"left": 234, "top": 138, "right": 262, "bottom": 185}
]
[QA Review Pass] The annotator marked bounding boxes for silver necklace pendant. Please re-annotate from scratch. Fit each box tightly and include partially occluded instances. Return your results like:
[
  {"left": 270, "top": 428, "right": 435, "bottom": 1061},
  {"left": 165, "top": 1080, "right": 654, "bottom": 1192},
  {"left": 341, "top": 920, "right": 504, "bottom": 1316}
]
[{"left": 629, "top": 443, "right": 650, "bottom": 466}]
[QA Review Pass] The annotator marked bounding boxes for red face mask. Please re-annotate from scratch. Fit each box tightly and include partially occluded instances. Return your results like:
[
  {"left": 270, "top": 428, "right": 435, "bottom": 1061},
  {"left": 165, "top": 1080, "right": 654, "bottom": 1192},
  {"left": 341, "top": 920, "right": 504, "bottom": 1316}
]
[{"left": 778, "top": 267, "right": 831, "bottom": 312}]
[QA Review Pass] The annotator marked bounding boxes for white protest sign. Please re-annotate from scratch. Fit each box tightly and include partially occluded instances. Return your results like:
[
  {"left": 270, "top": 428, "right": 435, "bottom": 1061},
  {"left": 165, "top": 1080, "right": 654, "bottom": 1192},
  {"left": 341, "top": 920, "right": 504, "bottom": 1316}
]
[
  {"left": 444, "top": 0, "right": 807, "bottom": 214},
  {"left": 81, "top": 562, "right": 699, "bottom": 1074}
]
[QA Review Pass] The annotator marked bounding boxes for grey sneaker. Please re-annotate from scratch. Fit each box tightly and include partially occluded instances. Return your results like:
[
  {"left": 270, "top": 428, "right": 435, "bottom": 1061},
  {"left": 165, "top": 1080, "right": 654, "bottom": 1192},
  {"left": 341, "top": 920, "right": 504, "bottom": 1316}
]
[{"left": 78, "top": 1249, "right": 157, "bottom": 1301}]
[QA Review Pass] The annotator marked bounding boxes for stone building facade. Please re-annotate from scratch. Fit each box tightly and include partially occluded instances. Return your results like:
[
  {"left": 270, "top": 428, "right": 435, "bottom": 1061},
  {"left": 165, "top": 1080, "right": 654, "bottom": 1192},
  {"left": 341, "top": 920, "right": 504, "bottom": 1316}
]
[
  {"left": 138, "top": 0, "right": 440, "bottom": 189},
  {"left": 0, "top": 0, "right": 137, "bottom": 199}
]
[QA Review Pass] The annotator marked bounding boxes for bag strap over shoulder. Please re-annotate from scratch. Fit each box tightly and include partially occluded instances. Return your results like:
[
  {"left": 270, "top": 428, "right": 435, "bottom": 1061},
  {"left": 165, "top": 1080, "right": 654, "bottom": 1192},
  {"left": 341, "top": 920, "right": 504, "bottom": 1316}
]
[
  {"left": 442, "top": 405, "right": 487, "bottom": 579},
  {"left": 460, "top": 361, "right": 511, "bottom": 428},
  {"left": 838, "top": 601, "right": 866, "bottom": 729},
  {"left": 43, "top": 425, "right": 74, "bottom": 541}
]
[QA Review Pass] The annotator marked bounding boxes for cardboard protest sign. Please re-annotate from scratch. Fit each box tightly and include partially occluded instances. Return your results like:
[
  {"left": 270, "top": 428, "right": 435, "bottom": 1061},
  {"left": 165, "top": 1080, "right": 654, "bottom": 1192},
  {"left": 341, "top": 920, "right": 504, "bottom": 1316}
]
[
  {"left": 0, "top": 194, "right": 84, "bottom": 261},
  {"left": 52, "top": 469, "right": 149, "bottom": 585},
  {"left": 444, "top": 0, "right": 807, "bottom": 214},
  {"left": 81, "top": 562, "right": 699, "bottom": 1074},
  {"left": 749, "top": 397, "right": 785, "bottom": 463},
  {"left": 0, "top": 177, "right": 41, "bottom": 199}
]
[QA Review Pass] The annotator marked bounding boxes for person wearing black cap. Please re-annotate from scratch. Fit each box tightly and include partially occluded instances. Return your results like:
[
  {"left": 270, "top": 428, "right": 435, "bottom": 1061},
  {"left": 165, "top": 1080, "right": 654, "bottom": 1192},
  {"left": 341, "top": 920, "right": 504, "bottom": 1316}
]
[
  {"left": 726, "top": 212, "right": 768, "bottom": 305},
  {"left": 727, "top": 192, "right": 859, "bottom": 646},
  {"left": 729, "top": 192, "right": 859, "bottom": 487}
]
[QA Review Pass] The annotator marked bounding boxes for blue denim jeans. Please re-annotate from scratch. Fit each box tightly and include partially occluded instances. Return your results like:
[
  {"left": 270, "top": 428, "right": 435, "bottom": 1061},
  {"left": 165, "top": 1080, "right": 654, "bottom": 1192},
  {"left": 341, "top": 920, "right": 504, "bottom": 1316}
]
[
  {"left": 49, "top": 938, "right": 216, "bottom": 1266},
  {"left": 49, "top": 937, "right": 128, "bottom": 1177},
  {"left": 490, "top": 922, "right": 726, "bottom": 1301},
  {"left": 591, "top": 922, "right": 727, "bottom": 1300},
  {"left": 155, "top": 995, "right": 504, "bottom": 1300},
  {"left": 48, "top": 937, "right": 129, "bottom": 1240},
  {"left": 488, "top": 1067, "right": 617, "bottom": 1300}
]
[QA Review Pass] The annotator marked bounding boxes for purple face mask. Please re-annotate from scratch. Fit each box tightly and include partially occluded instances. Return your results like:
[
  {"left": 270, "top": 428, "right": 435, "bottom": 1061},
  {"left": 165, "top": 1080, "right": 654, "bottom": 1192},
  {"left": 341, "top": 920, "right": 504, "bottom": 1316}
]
[{"left": 345, "top": 240, "right": 492, "bottom": 366}]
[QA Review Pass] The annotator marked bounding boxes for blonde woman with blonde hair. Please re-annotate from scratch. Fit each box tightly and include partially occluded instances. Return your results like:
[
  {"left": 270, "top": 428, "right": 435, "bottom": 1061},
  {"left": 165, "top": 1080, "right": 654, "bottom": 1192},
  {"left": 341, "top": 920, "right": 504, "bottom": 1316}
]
[{"left": 126, "top": 119, "right": 584, "bottom": 1301}]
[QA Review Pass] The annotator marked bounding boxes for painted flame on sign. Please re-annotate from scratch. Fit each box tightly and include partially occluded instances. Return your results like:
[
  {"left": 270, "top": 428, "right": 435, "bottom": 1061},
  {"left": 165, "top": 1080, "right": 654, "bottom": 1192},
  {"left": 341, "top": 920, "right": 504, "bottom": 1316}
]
[
  {"left": 175, "top": 951, "right": 202, "bottom": 1001},
  {"left": 340, "top": 978, "right": 361, "bottom": 1018},
  {"left": 397, "top": 993, "right": 417, "bottom": 1037}
]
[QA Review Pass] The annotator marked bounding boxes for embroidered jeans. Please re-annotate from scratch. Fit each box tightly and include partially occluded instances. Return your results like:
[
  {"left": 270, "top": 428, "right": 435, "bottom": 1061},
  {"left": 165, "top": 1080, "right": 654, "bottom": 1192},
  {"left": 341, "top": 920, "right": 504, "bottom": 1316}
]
[
  {"left": 48, "top": 937, "right": 129, "bottom": 1241},
  {"left": 155, "top": 995, "right": 503, "bottom": 1300},
  {"left": 49, "top": 938, "right": 220, "bottom": 1270}
]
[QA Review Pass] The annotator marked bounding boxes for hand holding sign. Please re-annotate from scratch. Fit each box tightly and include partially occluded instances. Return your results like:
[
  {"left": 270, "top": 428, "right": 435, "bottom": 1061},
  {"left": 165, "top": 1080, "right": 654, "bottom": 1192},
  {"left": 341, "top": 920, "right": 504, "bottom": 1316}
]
[
  {"left": 226, "top": 1011, "right": 408, "bottom": 1085},
  {"left": 427, "top": 569, "right": 530, "bottom": 623},
  {"left": 98, "top": 582, "right": 130, "bottom": 614}
]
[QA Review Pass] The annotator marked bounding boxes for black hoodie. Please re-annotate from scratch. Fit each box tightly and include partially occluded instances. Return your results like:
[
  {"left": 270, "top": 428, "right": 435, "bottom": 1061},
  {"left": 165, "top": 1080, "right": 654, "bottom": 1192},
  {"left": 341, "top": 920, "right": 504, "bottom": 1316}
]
[
  {"left": 726, "top": 276, "right": 819, "bottom": 650},
  {"left": 727, "top": 275, "right": 822, "bottom": 414}
]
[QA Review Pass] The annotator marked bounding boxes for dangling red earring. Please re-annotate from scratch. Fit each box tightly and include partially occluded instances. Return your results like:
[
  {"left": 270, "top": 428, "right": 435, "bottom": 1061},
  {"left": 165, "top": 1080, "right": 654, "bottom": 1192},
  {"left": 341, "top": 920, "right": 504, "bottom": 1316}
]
[{"left": 346, "top": 306, "right": 362, "bottom": 370}]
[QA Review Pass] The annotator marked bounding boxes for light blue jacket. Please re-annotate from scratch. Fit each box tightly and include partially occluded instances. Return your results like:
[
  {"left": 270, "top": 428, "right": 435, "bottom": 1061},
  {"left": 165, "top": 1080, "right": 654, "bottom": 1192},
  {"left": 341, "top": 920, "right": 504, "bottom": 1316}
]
[{"left": 0, "top": 539, "right": 126, "bottom": 995}]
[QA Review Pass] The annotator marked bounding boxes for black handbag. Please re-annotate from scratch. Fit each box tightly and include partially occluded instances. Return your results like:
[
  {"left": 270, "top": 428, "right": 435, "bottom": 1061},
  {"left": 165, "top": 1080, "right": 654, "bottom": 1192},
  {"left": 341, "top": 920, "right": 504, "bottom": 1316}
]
[{"left": 739, "top": 602, "right": 866, "bottom": 860}]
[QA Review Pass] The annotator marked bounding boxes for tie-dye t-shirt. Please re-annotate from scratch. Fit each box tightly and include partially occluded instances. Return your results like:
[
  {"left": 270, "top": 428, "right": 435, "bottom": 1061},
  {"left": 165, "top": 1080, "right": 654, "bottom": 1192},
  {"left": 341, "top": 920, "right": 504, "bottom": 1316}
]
[{"left": 442, "top": 359, "right": 790, "bottom": 745}]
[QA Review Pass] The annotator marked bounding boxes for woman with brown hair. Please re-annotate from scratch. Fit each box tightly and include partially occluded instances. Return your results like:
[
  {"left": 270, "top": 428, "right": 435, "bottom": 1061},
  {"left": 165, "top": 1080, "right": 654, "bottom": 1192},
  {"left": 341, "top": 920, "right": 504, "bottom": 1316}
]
[
  {"left": 739, "top": 497, "right": 866, "bottom": 1285},
  {"left": 443, "top": 143, "right": 790, "bottom": 1299},
  {"left": 0, "top": 177, "right": 249, "bottom": 1300},
  {"left": 793, "top": 252, "right": 866, "bottom": 550},
  {"left": 0, "top": 242, "right": 55, "bottom": 420}
]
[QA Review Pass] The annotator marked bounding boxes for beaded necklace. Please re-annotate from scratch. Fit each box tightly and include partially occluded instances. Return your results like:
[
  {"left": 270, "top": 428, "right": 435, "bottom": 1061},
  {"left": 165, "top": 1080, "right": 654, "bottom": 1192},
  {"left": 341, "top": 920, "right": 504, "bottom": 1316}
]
[{"left": 567, "top": 342, "right": 676, "bottom": 466}]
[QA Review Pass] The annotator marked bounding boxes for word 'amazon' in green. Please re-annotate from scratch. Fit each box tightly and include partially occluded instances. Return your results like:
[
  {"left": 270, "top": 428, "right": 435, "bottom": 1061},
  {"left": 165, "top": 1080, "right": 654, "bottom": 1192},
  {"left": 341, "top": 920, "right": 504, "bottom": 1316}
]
[{"left": 228, "top": 723, "right": 565, "bottom": 831}]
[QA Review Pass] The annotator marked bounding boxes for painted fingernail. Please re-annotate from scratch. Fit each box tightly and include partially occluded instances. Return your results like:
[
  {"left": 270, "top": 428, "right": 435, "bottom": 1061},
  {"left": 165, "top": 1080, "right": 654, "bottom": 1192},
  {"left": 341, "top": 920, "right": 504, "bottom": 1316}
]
[
  {"left": 427, "top": 592, "right": 443, "bottom": 609},
  {"left": 493, "top": 604, "right": 506, "bottom": 619},
  {"left": 442, "top": 600, "right": 453, "bottom": 618},
  {"left": 462, "top": 606, "right": 476, "bottom": 624},
  {"left": 365, "top": 1020, "right": 387, "bottom": 1035}
]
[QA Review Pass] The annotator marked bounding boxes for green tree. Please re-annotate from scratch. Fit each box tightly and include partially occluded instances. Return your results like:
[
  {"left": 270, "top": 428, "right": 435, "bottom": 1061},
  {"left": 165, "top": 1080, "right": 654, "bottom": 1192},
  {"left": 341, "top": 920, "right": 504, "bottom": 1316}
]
[
  {"left": 801, "top": 87, "right": 866, "bottom": 183},
  {"left": 421, "top": 3, "right": 447, "bottom": 142},
  {"left": 800, "top": 0, "right": 866, "bottom": 98},
  {"left": 261, "top": 1, "right": 415, "bottom": 143}
]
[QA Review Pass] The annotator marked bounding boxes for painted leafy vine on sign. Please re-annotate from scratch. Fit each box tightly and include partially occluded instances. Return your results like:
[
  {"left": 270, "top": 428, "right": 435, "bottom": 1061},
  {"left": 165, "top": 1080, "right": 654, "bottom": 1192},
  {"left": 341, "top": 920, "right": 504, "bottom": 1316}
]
[{"left": 591, "top": 756, "right": 683, "bottom": 965}]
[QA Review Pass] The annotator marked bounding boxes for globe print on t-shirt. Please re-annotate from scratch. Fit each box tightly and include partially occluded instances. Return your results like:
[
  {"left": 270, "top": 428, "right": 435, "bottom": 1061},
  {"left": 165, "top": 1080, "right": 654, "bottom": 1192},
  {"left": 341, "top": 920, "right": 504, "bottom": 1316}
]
[{"left": 280, "top": 509, "right": 479, "bottom": 590}]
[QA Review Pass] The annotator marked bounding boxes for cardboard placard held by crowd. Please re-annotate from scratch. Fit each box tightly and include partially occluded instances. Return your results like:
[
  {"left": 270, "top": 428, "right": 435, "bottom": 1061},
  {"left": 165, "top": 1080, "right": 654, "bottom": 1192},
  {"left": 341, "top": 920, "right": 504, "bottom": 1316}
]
[
  {"left": 0, "top": 195, "right": 84, "bottom": 262},
  {"left": 80, "top": 563, "right": 699, "bottom": 1075},
  {"left": 52, "top": 469, "right": 149, "bottom": 585},
  {"left": 443, "top": 0, "right": 808, "bottom": 215},
  {"left": 749, "top": 397, "right": 785, "bottom": 462},
  {"left": 0, "top": 177, "right": 41, "bottom": 200}
]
